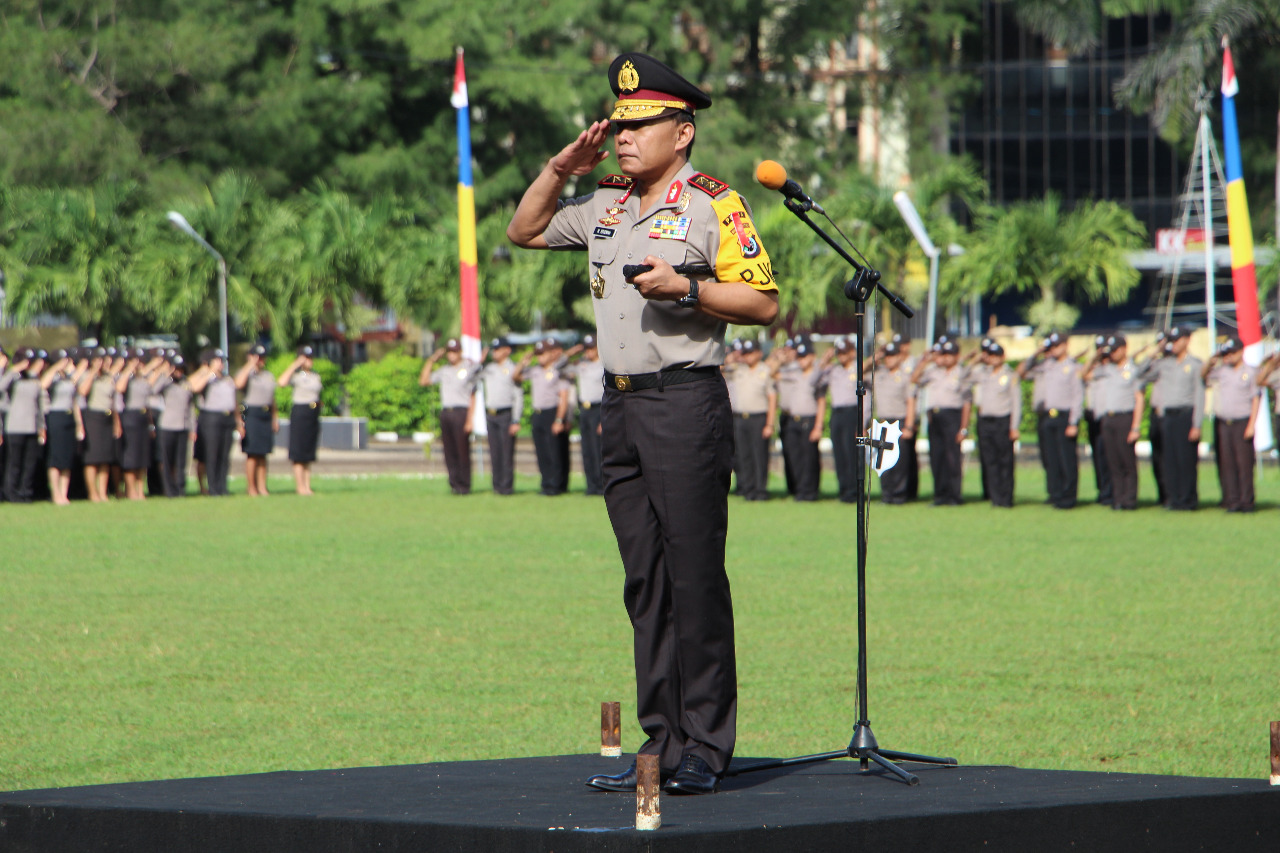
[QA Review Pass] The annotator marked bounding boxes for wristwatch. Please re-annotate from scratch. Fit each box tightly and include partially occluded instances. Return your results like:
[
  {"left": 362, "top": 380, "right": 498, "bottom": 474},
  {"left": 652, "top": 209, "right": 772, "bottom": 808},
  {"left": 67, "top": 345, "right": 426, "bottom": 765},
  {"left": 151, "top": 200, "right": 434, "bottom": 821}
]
[{"left": 677, "top": 277, "right": 700, "bottom": 309}]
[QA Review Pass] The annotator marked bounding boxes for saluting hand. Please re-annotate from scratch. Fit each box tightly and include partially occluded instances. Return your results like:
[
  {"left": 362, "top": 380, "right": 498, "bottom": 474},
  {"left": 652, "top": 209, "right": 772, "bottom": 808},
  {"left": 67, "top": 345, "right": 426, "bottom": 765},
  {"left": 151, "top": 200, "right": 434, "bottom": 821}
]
[{"left": 549, "top": 120, "right": 612, "bottom": 179}]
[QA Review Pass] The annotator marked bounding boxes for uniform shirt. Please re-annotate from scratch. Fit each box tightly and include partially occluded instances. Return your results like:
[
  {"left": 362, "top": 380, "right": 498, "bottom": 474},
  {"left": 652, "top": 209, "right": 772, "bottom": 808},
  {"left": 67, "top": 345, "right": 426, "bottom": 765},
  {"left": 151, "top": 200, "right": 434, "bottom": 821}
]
[
  {"left": 1206, "top": 362, "right": 1260, "bottom": 420},
  {"left": 569, "top": 358, "right": 606, "bottom": 406},
  {"left": 1027, "top": 356, "right": 1084, "bottom": 424},
  {"left": 869, "top": 364, "right": 916, "bottom": 420},
  {"left": 86, "top": 375, "right": 116, "bottom": 413},
  {"left": 915, "top": 364, "right": 972, "bottom": 410},
  {"left": 202, "top": 375, "right": 238, "bottom": 412},
  {"left": 0, "top": 367, "right": 10, "bottom": 415},
  {"left": 154, "top": 377, "right": 195, "bottom": 431},
  {"left": 1138, "top": 355, "right": 1204, "bottom": 424},
  {"left": 813, "top": 361, "right": 859, "bottom": 408},
  {"left": 777, "top": 366, "right": 820, "bottom": 417},
  {"left": 46, "top": 374, "right": 78, "bottom": 413},
  {"left": 541, "top": 163, "right": 776, "bottom": 374},
  {"left": 430, "top": 360, "right": 480, "bottom": 408},
  {"left": 289, "top": 370, "right": 324, "bottom": 406},
  {"left": 773, "top": 362, "right": 803, "bottom": 414},
  {"left": 1090, "top": 361, "right": 1142, "bottom": 414},
  {"left": 724, "top": 362, "right": 775, "bottom": 414},
  {"left": 480, "top": 360, "right": 522, "bottom": 409},
  {"left": 243, "top": 370, "right": 277, "bottom": 407},
  {"left": 1265, "top": 369, "right": 1280, "bottom": 413},
  {"left": 529, "top": 364, "right": 566, "bottom": 411},
  {"left": 124, "top": 375, "right": 154, "bottom": 410},
  {"left": 2, "top": 372, "right": 44, "bottom": 434},
  {"left": 972, "top": 363, "right": 1022, "bottom": 420}
]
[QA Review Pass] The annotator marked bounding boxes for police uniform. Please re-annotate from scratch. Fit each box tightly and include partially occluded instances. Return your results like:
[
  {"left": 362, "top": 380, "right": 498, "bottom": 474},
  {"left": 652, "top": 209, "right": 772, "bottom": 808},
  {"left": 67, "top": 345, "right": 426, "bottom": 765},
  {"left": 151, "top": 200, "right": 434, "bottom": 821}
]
[
  {"left": 286, "top": 354, "right": 324, "bottom": 466},
  {"left": 1090, "top": 337, "right": 1143, "bottom": 510},
  {"left": 240, "top": 361, "right": 278, "bottom": 457},
  {"left": 153, "top": 360, "right": 195, "bottom": 497},
  {"left": 776, "top": 343, "right": 822, "bottom": 501},
  {"left": 1137, "top": 328, "right": 1203, "bottom": 510},
  {"left": 479, "top": 340, "right": 523, "bottom": 495},
  {"left": 120, "top": 359, "right": 155, "bottom": 473},
  {"left": 869, "top": 345, "right": 917, "bottom": 503},
  {"left": 1206, "top": 340, "right": 1260, "bottom": 512},
  {"left": 1144, "top": 336, "right": 1168, "bottom": 505},
  {"left": 527, "top": 343, "right": 570, "bottom": 496},
  {"left": 813, "top": 339, "right": 860, "bottom": 503},
  {"left": 971, "top": 347, "right": 1021, "bottom": 507},
  {"left": 1026, "top": 335, "right": 1083, "bottom": 508},
  {"left": 1083, "top": 335, "right": 1112, "bottom": 505},
  {"left": 724, "top": 341, "right": 775, "bottom": 501},
  {"left": 568, "top": 337, "right": 606, "bottom": 495},
  {"left": 198, "top": 352, "right": 238, "bottom": 497},
  {"left": 537, "top": 53, "right": 776, "bottom": 786},
  {"left": 914, "top": 342, "right": 970, "bottom": 506},
  {"left": 1, "top": 350, "right": 47, "bottom": 502},
  {"left": 428, "top": 340, "right": 481, "bottom": 495},
  {"left": 44, "top": 355, "right": 79, "bottom": 475}
]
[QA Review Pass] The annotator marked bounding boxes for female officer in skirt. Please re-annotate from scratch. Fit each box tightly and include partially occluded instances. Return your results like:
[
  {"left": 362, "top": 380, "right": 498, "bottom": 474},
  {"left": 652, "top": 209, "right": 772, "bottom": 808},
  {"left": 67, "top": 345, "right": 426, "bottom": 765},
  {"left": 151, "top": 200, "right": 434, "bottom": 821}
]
[
  {"left": 277, "top": 345, "right": 322, "bottom": 496},
  {"left": 234, "top": 344, "right": 278, "bottom": 496},
  {"left": 77, "top": 347, "right": 121, "bottom": 502},
  {"left": 41, "top": 349, "right": 82, "bottom": 505},
  {"left": 115, "top": 347, "right": 161, "bottom": 501}
]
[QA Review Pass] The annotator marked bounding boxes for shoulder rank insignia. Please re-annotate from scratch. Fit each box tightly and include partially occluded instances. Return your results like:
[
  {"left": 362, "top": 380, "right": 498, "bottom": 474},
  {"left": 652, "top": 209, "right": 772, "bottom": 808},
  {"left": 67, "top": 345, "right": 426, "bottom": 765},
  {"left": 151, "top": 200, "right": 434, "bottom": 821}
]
[
  {"left": 597, "top": 174, "right": 634, "bottom": 189},
  {"left": 689, "top": 173, "right": 729, "bottom": 197}
]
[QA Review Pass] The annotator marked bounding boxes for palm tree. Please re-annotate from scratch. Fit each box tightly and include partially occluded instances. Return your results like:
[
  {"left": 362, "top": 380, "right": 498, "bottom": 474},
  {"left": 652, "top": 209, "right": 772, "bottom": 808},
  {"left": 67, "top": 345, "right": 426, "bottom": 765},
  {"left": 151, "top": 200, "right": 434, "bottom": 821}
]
[{"left": 945, "top": 194, "right": 1147, "bottom": 332}]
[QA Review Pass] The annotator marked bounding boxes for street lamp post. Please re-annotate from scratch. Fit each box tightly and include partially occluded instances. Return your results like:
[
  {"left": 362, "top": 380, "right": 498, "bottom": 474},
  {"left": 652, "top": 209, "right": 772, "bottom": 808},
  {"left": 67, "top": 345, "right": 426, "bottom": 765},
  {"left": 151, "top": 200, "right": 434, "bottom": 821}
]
[
  {"left": 166, "top": 212, "right": 228, "bottom": 358},
  {"left": 892, "top": 191, "right": 941, "bottom": 345}
]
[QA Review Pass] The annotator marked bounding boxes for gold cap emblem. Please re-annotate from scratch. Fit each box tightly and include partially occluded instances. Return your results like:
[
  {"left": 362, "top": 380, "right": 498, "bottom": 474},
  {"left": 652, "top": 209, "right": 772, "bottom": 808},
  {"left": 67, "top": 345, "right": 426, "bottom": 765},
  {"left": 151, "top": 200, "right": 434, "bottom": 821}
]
[{"left": 618, "top": 60, "right": 640, "bottom": 94}]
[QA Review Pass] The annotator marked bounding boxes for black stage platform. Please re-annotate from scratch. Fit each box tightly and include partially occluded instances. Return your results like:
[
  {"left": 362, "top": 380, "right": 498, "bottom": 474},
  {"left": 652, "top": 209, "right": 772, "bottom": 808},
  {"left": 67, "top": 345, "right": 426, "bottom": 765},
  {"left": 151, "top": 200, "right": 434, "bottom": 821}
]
[{"left": 2, "top": 754, "right": 1277, "bottom": 852}]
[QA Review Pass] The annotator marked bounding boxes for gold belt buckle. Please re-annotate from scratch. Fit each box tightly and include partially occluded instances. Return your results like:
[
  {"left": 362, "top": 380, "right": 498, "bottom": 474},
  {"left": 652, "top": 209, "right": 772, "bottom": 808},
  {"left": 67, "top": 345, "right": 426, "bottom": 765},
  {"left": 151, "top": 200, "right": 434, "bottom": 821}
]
[
  {"left": 614, "top": 375, "right": 632, "bottom": 391},
  {"left": 1049, "top": 408, "right": 1059, "bottom": 417},
  {"left": 582, "top": 402, "right": 592, "bottom": 409}
]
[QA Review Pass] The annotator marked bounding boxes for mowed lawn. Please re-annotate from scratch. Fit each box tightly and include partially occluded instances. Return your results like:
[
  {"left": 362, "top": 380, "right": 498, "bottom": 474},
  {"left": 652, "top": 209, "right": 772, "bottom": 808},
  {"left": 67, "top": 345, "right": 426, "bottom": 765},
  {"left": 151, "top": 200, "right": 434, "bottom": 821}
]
[{"left": 2, "top": 462, "right": 1277, "bottom": 792}]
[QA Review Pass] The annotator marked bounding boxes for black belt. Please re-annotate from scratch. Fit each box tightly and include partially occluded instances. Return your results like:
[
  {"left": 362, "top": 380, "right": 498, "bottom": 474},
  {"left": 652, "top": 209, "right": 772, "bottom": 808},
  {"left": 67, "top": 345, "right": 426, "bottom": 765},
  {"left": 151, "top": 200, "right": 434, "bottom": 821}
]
[
  {"left": 1037, "top": 407, "right": 1066, "bottom": 418},
  {"left": 930, "top": 407, "right": 961, "bottom": 414},
  {"left": 580, "top": 401, "right": 601, "bottom": 410},
  {"left": 604, "top": 365, "right": 717, "bottom": 392},
  {"left": 442, "top": 406, "right": 468, "bottom": 412},
  {"left": 487, "top": 407, "right": 511, "bottom": 415},
  {"left": 201, "top": 409, "right": 234, "bottom": 416},
  {"left": 241, "top": 404, "right": 270, "bottom": 413},
  {"left": 1163, "top": 406, "right": 1192, "bottom": 414},
  {"left": 978, "top": 414, "right": 1010, "bottom": 421},
  {"left": 1217, "top": 416, "right": 1249, "bottom": 425},
  {"left": 1100, "top": 410, "right": 1134, "bottom": 418}
]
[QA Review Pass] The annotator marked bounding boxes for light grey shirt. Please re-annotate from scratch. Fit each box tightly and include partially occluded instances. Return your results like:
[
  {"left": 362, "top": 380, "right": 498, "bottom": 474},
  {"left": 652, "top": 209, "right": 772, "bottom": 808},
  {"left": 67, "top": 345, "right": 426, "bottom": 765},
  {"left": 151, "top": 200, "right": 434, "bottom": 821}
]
[
  {"left": 202, "top": 375, "right": 237, "bottom": 412},
  {"left": 916, "top": 364, "right": 972, "bottom": 410},
  {"left": 3, "top": 373, "right": 44, "bottom": 434},
  {"left": 568, "top": 358, "right": 606, "bottom": 406},
  {"left": 156, "top": 378, "right": 195, "bottom": 431},
  {"left": 87, "top": 375, "right": 116, "bottom": 413},
  {"left": 869, "top": 364, "right": 916, "bottom": 420},
  {"left": 776, "top": 364, "right": 819, "bottom": 417},
  {"left": 541, "top": 162, "right": 777, "bottom": 375},
  {"left": 813, "top": 362, "right": 860, "bottom": 408},
  {"left": 124, "top": 376, "right": 154, "bottom": 410},
  {"left": 1028, "top": 356, "right": 1084, "bottom": 424},
  {"left": 1138, "top": 355, "right": 1204, "bottom": 424},
  {"left": 430, "top": 360, "right": 480, "bottom": 408},
  {"left": 725, "top": 362, "right": 775, "bottom": 414},
  {"left": 1206, "top": 363, "right": 1260, "bottom": 420},
  {"left": 529, "top": 364, "right": 567, "bottom": 411},
  {"left": 243, "top": 370, "right": 277, "bottom": 407},
  {"left": 1090, "top": 361, "right": 1143, "bottom": 414},
  {"left": 972, "top": 364, "right": 1022, "bottom": 420},
  {"left": 46, "top": 375, "right": 77, "bottom": 413},
  {"left": 289, "top": 370, "right": 324, "bottom": 406}
]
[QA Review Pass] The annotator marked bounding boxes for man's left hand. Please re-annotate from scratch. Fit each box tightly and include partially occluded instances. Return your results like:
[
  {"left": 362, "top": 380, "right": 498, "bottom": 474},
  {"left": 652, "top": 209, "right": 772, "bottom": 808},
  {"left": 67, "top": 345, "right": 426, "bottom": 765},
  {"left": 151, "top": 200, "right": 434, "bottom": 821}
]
[{"left": 629, "top": 256, "right": 689, "bottom": 302}]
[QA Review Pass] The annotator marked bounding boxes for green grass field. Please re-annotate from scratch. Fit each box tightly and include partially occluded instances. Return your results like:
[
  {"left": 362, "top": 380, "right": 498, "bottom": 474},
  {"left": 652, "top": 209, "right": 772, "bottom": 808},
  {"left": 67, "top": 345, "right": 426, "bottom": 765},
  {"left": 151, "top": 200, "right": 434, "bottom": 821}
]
[{"left": 2, "top": 462, "right": 1278, "bottom": 792}]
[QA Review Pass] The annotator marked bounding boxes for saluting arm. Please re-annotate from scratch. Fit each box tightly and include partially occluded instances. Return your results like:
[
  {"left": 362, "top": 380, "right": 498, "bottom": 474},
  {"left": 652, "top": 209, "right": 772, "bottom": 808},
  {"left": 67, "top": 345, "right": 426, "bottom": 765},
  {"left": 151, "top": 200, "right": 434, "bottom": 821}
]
[
  {"left": 418, "top": 348, "right": 444, "bottom": 387},
  {"left": 277, "top": 357, "right": 302, "bottom": 387},
  {"left": 508, "top": 121, "right": 611, "bottom": 248}
]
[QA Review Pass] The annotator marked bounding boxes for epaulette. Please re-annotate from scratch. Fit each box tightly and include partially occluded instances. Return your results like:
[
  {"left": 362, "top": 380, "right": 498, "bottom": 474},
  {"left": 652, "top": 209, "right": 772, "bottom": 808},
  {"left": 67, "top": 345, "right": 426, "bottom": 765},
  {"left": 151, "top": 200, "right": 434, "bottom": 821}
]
[
  {"left": 688, "top": 173, "right": 730, "bottom": 197},
  {"left": 597, "top": 174, "right": 634, "bottom": 189}
]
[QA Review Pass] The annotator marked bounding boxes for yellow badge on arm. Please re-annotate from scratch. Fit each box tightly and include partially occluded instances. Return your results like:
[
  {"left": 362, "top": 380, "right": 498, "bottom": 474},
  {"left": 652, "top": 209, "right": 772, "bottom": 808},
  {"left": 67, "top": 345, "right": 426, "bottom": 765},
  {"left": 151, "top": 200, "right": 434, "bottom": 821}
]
[{"left": 710, "top": 192, "right": 776, "bottom": 292}]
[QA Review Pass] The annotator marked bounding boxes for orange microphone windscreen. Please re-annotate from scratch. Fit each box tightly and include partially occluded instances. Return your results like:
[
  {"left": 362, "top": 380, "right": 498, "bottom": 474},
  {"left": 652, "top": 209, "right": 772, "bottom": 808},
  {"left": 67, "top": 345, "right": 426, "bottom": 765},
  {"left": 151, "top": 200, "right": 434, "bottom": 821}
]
[{"left": 755, "top": 159, "right": 788, "bottom": 191}]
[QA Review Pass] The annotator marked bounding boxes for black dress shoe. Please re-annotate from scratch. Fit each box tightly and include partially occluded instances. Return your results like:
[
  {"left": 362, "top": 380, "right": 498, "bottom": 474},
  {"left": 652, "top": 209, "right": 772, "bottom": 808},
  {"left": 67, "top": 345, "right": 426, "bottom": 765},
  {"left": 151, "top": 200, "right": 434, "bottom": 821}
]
[
  {"left": 663, "top": 754, "right": 720, "bottom": 795},
  {"left": 585, "top": 761, "right": 673, "bottom": 792}
]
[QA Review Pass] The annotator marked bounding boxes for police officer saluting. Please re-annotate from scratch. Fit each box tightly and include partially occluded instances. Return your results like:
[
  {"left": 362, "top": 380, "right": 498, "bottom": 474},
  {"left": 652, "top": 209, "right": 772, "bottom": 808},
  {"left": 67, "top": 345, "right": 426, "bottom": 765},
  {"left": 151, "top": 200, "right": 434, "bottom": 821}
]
[
  {"left": 777, "top": 340, "right": 823, "bottom": 501},
  {"left": 419, "top": 338, "right": 481, "bottom": 495},
  {"left": 1083, "top": 334, "right": 1144, "bottom": 510},
  {"left": 1137, "top": 326, "right": 1203, "bottom": 510},
  {"left": 477, "top": 338, "right": 526, "bottom": 496},
  {"left": 912, "top": 336, "right": 971, "bottom": 506},
  {"left": 235, "top": 344, "right": 278, "bottom": 497},
  {"left": 508, "top": 51, "right": 778, "bottom": 794},
  {"left": 867, "top": 340, "right": 917, "bottom": 503},
  {"left": 724, "top": 339, "right": 775, "bottom": 501},
  {"left": 814, "top": 338, "right": 862, "bottom": 504},
  {"left": 189, "top": 349, "right": 239, "bottom": 497},
  {"left": 969, "top": 342, "right": 1020, "bottom": 507},
  {"left": 2, "top": 348, "right": 47, "bottom": 503},
  {"left": 567, "top": 335, "right": 606, "bottom": 496},
  {"left": 1018, "top": 332, "right": 1083, "bottom": 508},
  {"left": 1203, "top": 337, "right": 1261, "bottom": 512},
  {"left": 152, "top": 355, "right": 195, "bottom": 497},
  {"left": 278, "top": 345, "right": 324, "bottom": 496}
]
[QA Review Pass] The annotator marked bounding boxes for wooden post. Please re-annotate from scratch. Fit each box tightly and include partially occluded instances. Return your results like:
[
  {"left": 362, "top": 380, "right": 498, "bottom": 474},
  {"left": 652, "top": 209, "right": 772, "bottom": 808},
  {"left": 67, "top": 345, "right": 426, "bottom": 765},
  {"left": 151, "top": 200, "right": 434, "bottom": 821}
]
[
  {"left": 600, "top": 702, "right": 621, "bottom": 757},
  {"left": 636, "top": 753, "right": 661, "bottom": 830},
  {"left": 1270, "top": 721, "right": 1279, "bottom": 786}
]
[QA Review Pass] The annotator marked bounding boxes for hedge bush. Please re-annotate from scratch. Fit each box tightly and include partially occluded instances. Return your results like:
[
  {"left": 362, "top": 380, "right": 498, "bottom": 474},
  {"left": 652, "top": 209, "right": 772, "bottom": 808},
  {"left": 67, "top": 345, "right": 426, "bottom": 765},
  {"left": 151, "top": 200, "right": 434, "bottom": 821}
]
[
  {"left": 346, "top": 350, "right": 437, "bottom": 436},
  {"left": 264, "top": 352, "right": 343, "bottom": 416}
]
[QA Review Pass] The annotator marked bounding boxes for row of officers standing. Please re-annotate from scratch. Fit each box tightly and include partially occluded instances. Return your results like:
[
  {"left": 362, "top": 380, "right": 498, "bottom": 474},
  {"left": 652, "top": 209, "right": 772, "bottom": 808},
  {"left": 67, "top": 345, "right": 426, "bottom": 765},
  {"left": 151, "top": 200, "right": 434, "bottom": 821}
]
[
  {"left": 0, "top": 343, "right": 324, "bottom": 504},
  {"left": 722, "top": 327, "right": 1280, "bottom": 513}
]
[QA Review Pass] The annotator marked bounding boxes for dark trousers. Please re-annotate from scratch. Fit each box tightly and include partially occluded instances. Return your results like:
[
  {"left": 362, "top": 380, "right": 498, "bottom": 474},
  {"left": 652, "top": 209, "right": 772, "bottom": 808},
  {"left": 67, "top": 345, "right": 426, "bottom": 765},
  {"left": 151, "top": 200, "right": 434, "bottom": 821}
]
[
  {"left": 199, "top": 411, "right": 234, "bottom": 496},
  {"left": 1148, "top": 409, "right": 1167, "bottom": 505},
  {"left": 977, "top": 415, "right": 1015, "bottom": 507},
  {"left": 878, "top": 417, "right": 915, "bottom": 503},
  {"left": 829, "top": 406, "right": 860, "bottom": 503},
  {"left": 1215, "top": 418, "right": 1255, "bottom": 511},
  {"left": 777, "top": 412, "right": 795, "bottom": 495},
  {"left": 531, "top": 409, "right": 568, "bottom": 495},
  {"left": 1037, "top": 411, "right": 1078, "bottom": 508},
  {"left": 485, "top": 409, "right": 515, "bottom": 495},
  {"left": 158, "top": 429, "right": 189, "bottom": 498},
  {"left": 601, "top": 376, "right": 736, "bottom": 776},
  {"left": 1100, "top": 413, "right": 1138, "bottom": 509},
  {"left": 1084, "top": 410, "right": 1112, "bottom": 504},
  {"left": 928, "top": 407, "right": 963, "bottom": 505},
  {"left": 732, "top": 412, "right": 770, "bottom": 500},
  {"left": 579, "top": 402, "right": 604, "bottom": 495},
  {"left": 147, "top": 422, "right": 165, "bottom": 496},
  {"left": 4, "top": 433, "right": 41, "bottom": 503},
  {"left": 439, "top": 407, "right": 471, "bottom": 494},
  {"left": 783, "top": 414, "right": 820, "bottom": 500},
  {"left": 1161, "top": 407, "right": 1198, "bottom": 510}
]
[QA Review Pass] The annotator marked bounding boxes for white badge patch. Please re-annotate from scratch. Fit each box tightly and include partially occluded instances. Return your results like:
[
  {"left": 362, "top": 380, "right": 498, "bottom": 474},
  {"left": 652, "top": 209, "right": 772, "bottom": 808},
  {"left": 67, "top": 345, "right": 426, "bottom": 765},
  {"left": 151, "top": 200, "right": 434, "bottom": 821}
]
[{"left": 870, "top": 419, "right": 902, "bottom": 476}]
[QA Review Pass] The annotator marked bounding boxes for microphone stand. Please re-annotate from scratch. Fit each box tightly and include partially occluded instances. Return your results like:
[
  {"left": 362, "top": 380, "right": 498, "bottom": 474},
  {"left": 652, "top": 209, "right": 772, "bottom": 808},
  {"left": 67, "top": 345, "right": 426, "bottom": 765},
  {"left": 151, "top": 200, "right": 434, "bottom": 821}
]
[{"left": 728, "top": 197, "right": 958, "bottom": 786}]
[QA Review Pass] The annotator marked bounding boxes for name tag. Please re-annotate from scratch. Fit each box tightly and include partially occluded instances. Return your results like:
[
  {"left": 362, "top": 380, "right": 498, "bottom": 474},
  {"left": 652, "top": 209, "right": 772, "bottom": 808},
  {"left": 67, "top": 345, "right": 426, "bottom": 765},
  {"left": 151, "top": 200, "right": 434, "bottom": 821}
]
[{"left": 593, "top": 226, "right": 616, "bottom": 239}]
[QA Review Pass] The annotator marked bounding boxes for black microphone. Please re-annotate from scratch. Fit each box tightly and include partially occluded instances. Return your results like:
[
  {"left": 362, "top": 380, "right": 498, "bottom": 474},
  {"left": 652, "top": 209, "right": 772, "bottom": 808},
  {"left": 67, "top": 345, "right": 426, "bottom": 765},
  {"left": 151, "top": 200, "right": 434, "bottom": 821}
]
[{"left": 755, "top": 160, "right": 826, "bottom": 214}]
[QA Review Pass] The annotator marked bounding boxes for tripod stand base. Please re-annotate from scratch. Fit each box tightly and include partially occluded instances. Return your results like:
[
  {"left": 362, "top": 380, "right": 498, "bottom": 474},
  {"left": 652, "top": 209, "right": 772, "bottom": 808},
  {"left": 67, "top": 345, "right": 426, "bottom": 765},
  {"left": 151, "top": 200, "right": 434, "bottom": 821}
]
[{"left": 726, "top": 724, "right": 957, "bottom": 786}]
